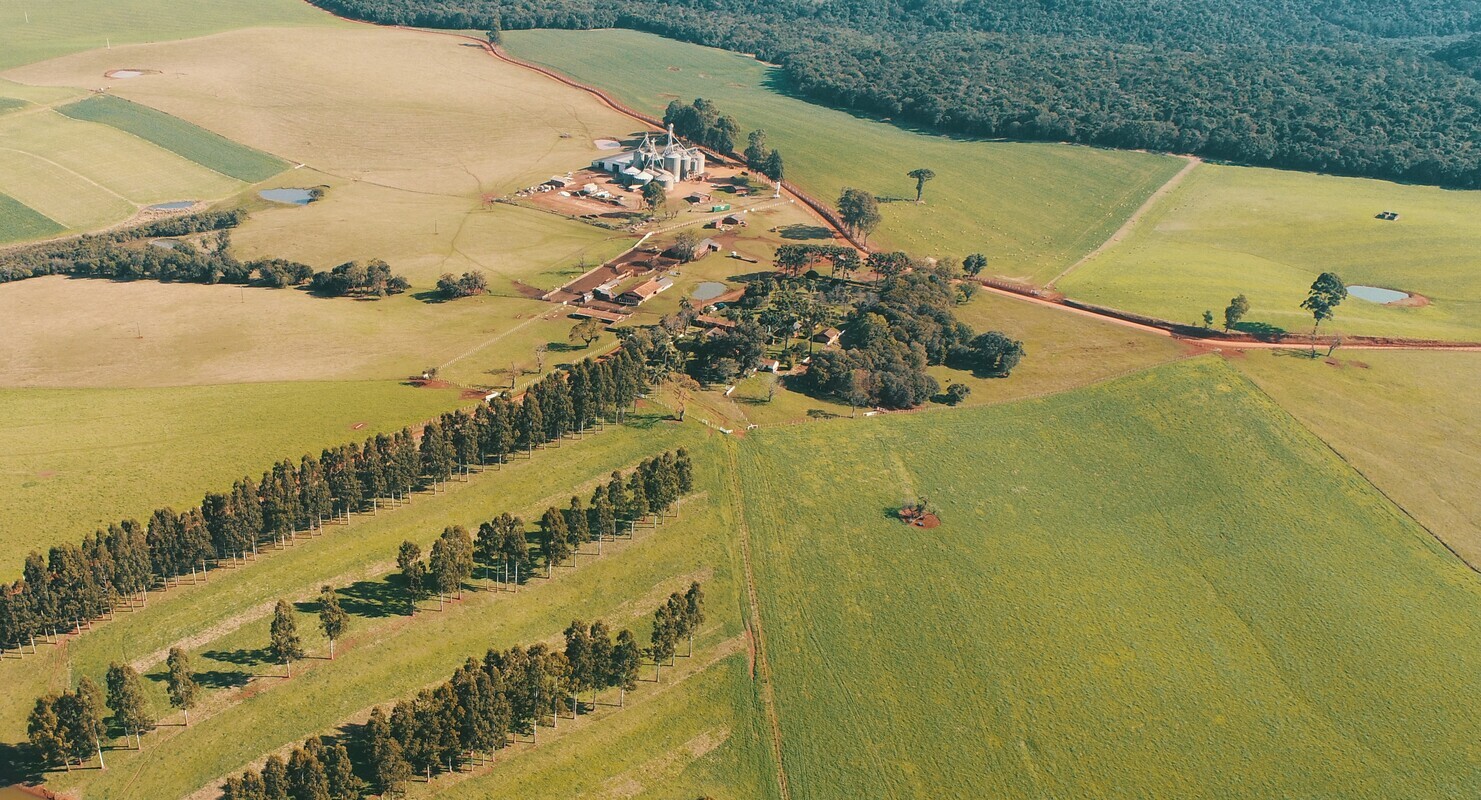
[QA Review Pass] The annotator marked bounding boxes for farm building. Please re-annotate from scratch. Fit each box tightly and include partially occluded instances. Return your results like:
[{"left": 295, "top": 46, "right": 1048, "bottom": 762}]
[
  {"left": 813, "top": 327, "right": 842, "bottom": 346},
  {"left": 591, "top": 125, "right": 706, "bottom": 190},
  {"left": 694, "top": 314, "right": 736, "bottom": 330},
  {"left": 618, "top": 276, "right": 675, "bottom": 305},
  {"left": 721, "top": 214, "right": 747, "bottom": 227}
]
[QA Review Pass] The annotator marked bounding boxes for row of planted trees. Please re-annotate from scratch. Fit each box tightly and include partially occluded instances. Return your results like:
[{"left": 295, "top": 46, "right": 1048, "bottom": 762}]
[
  {"left": 0, "top": 345, "right": 655, "bottom": 654},
  {"left": 220, "top": 585, "right": 704, "bottom": 800},
  {"left": 397, "top": 450, "right": 694, "bottom": 618}
]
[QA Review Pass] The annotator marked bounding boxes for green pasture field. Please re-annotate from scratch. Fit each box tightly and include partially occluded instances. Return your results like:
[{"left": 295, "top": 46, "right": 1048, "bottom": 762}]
[
  {"left": 0, "top": 380, "right": 463, "bottom": 575},
  {"left": 59, "top": 95, "right": 289, "bottom": 182},
  {"left": 9, "top": 419, "right": 775, "bottom": 800},
  {"left": 1235, "top": 349, "right": 1481, "bottom": 569},
  {"left": 0, "top": 191, "right": 63, "bottom": 242},
  {"left": 736, "top": 357, "right": 1481, "bottom": 798},
  {"left": 502, "top": 29, "right": 1185, "bottom": 283},
  {"left": 1057, "top": 163, "right": 1481, "bottom": 341},
  {"left": 0, "top": 108, "right": 247, "bottom": 236},
  {"left": 0, "top": 0, "right": 341, "bottom": 71}
]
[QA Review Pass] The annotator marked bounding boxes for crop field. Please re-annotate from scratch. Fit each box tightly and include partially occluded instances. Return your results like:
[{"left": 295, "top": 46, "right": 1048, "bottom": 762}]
[
  {"left": 0, "top": 192, "right": 62, "bottom": 242},
  {"left": 1056, "top": 164, "right": 1481, "bottom": 341},
  {"left": 736, "top": 357, "right": 1481, "bottom": 798},
  {"left": 0, "top": 97, "right": 24, "bottom": 113},
  {"left": 1236, "top": 349, "right": 1481, "bottom": 569},
  {"left": 4, "top": 419, "right": 774, "bottom": 800},
  {"left": 5, "top": 26, "right": 645, "bottom": 282},
  {"left": 0, "top": 107, "right": 250, "bottom": 238},
  {"left": 58, "top": 95, "right": 289, "bottom": 182},
  {"left": 0, "top": 380, "right": 464, "bottom": 574},
  {"left": 0, "top": 0, "right": 340, "bottom": 71},
  {"left": 502, "top": 29, "right": 1185, "bottom": 283}
]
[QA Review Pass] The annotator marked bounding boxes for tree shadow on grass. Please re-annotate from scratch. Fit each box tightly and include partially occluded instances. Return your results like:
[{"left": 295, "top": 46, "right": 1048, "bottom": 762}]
[
  {"left": 0, "top": 741, "right": 44, "bottom": 785},
  {"left": 778, "top": 224, "right": 833, "bottom": 240},
  {"left": 335, "top": 577, "right": 408, "bottom": 620},
  {"left": 202, "top": 647, "right": 273, "bottom": 669}
]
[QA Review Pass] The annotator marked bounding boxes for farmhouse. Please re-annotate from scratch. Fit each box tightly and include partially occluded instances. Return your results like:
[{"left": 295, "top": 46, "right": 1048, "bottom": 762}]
[
  {"left": 618, "top": 276, "right": 675, "bottom": 305},
  {"left": 592, "top": 125, "right": 707, "bottom": 190},
  {"left": 813, "top": 327, "right": 842, "bottom": 346}
]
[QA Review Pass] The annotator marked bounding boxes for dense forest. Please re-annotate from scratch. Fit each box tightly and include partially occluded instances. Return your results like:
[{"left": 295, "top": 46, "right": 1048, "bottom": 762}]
[{"left": 309, "top": 0, "right": 1481, "bottom": 187}]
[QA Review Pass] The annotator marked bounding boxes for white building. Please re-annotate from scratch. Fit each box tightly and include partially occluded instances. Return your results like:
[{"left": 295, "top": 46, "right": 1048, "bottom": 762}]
[{"left": 592, "top": 125, "right": 706, "bottom": 190}]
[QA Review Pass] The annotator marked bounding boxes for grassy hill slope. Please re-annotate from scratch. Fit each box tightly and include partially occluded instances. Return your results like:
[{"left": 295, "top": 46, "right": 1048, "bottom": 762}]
[{"left": 737, "top": 357, "right": 1481, "bottom": 798}]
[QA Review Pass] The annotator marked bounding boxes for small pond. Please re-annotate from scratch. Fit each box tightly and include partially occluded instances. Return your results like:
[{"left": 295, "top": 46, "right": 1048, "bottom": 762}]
[
  {"left": 147, "top": 200, "right": 196, "bottom": 211},
  {"left": 691, "top": 281, "right": 728, "bottom": 301},
  {"left": 1348, "top": 285, "right": 1409, "bottom": 304},
  {"left": 150, "top": 238, "right": 183, "bottom": 250},
  {"left": 108, "top": 69, "right": 145, "bottom": 79},
  {"left": 259, "top": 188, "right": 314, "bottom": 205},
  {"left": 594, "top": 138, "right": 622, "bottom": 150}
]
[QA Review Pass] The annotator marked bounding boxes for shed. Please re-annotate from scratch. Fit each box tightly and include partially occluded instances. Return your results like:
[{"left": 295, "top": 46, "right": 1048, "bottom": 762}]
[{"left": 812, "top": 327, "right": 842, "bottom": 346}]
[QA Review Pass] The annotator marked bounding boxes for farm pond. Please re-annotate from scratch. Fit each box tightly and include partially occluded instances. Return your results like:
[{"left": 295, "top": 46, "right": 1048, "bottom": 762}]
[
  {"left": 691, "top": 281, "right": 728, "bottom": 301},
  {"left": 1348, "top": 285, "right": 1410, "bottom": 304},
  {"left": 259, "top": 188, "right": 314, "bottom": 205}
]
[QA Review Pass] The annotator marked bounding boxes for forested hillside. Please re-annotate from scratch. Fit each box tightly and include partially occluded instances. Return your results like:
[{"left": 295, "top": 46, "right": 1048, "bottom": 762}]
[{"left": 307, "top": 0, "right": 1481, "bottom": 188}]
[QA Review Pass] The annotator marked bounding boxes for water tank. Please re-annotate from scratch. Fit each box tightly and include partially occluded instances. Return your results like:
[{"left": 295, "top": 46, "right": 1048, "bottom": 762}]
[{"left": 664, "top": 152, "right": 682, "bottom": 178}]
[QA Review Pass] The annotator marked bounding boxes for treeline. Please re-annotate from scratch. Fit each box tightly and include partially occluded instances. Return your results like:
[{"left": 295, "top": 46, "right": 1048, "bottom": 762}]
[
  {"left": 0, "top": 346, "right": 655, "bottom": 653},
  {"left": 221, "top": 587, "right": 700, "bottom": 798},
  {"left": 0, "top": 210, "right": 409, "bottom": 296},
  {"left": 307, "top": 0, "right": 1481, "bottom": 188},
  {"left": 806, "top": 271, "right": 1023, "bottom": 409},
  {"left": 397, "top": 451, "right": 694, "bottom": 614}
]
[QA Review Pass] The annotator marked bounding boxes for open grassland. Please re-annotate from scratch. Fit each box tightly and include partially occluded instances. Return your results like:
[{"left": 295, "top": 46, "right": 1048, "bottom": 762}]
[
  {"left": 0, "top": 0, "right": 341, "bottom": 70},
  {"left": 737, "top": 357, "right": 1481, "bottom": 798},
  {"left": 0, "top": 382, "right": 462, "bottom": 574},
  {"left": 1057, "top": 163, "right": 1481, "bottom": 341},
  {"left": 0, "top": 192, "right": 63, "bottom": 243},
  {"left": 229, "top": 174, "right": 633, "bottom": 289},
  {"left": 6, "top": 419, "right": 775, "bottom": 800},
  {"left": 0, "top": 276, "right": 626, "bottom": 390},
  {"left": 0, "top": 380, "right": 463, "bottom": 575},
  {"left": 502, "top": 29, "right": 1184, "bottom": 282},
  {"left": 1236, "top": 349, "right": 1481, "bottom": 569},
  {"left": 58, "top": 95, "right": 288, "bottom": 182},
  {"left": 0, "top": 108, "right": 249, "bottom": 238}
]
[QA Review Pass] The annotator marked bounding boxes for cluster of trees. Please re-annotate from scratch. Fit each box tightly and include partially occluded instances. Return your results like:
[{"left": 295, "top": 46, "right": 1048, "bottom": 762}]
[
  {"left": 312, "top": 0, "right": 1481, "bottom": 188},
  {"left": 0, "top": 210, "right": 411, "bottom": 295},
  {"left": 27, "top": 661, "right": 161, "bottom": 769},
  {"left": 219, "top": 737, "right": 360, "bottom": 800},
  {"left": 0, "top": 347, "right": 656, "bottom": 654},
  {"left": 662, "top": 97, "right": 739, "bottom": 156},
  {"left": 434, "top": 270, "right": 489, "bottom": 299},
  {"left": 806, "top": 272, "right": 1022, "bottom": 409},
  {"left": 308, "top": 259, "right": 410, "bottom": 297},
  {"left": 397, "top": 450, "right": 695, "bottom": 612}
]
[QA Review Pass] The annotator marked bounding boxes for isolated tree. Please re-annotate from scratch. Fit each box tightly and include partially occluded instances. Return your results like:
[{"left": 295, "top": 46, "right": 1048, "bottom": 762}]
[
  {"left": 397, "top": 541, "right": 427, "bottom": 614},
  {"left": 105, "top": 662, "right": 153, "bottom": 749},
  {"left": 317, "top": 586, "right": 349, "bottom": 660},
  {"left": 907, "top": 168, "right": 936, "bottom": 202},
  {"left": 962, "top": 253, "right": 987, "bottom": 277},
  {"left": 568, "top": 318, "right": 602, "bottom": 348},
  {"left": 1301, "top": 272, "right": 1348, "bottom": 348},
  {"left": 165, "top": 647, "right": 200, "bottom": 726},
  {"left": 761, "top": 150, "right": 785, "bottom": 183},
  {"left": 269, "top": 599, "right": 304, "bottom": 677},
  {"left": 1201, "top": 309, "right": 1215, "bottom": 329},
  {"left": 1224, "top": 293, "right": 1251, "bottom": 331},
  {"left": 642, "top": 180, "right": 666, "bottom": 212}
]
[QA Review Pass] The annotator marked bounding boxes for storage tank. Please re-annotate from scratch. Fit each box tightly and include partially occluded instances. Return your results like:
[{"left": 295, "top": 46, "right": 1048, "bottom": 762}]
[{"left": 663, "top": 151, "right": 682, "bottom": 178}]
